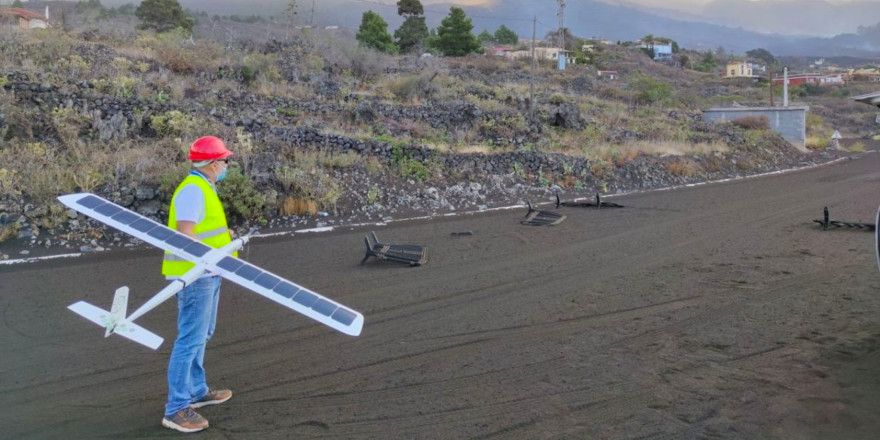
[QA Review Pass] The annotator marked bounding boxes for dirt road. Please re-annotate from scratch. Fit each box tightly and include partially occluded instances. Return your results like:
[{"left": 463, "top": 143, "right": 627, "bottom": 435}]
[{"left": 3, "top": 153, "right": 880, "bottom": 439}]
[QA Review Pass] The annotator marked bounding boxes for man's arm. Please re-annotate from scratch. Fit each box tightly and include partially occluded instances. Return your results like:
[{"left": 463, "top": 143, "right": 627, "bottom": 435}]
[{"left": 176, "top": 221, "right": 198, "bottom": 239}]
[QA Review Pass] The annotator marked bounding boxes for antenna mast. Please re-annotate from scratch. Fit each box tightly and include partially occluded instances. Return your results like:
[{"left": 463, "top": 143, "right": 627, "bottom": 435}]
[
  {"left": 310, "top": 0, "right": 315, "bottom": 27},
  {"left": 557, "top": 0, "right": 566, "bottom": 50}
]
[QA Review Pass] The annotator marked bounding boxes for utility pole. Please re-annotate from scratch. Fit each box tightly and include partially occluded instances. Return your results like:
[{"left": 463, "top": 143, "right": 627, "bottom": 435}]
[
  {"left": 530, "top": 15, "right": 536, "bottom": 120},
  {"left": 557, "top": 0, "right": 566, "bottom": 50},
  {"left": 310, "top": 0, "right": 315, "bottom": 27}
]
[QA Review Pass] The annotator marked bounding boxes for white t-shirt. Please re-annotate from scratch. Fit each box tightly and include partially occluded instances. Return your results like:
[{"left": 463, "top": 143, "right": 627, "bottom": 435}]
[{"left": 172, "top": 183, "right": 207, "bottom": 224}]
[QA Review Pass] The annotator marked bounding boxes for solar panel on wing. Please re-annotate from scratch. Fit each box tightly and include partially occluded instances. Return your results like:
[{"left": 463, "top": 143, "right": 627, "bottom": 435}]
[
  {"left": 292, "top": 290, "right": 318, "bottom": 308},
  {"left": 311, "top": 298, "right": 337, "bottom": 316},
  {"left": 254, "top": 273, "right": 281, "bottom": 290},
  {"left": 76, "top": 195, "right": 105, "bottom": 209},
  {"left": 95, "top": 203, "right": 123, "bottom": 217},
  {"left": 112, "top": 211, "right": 140, "bottom": 225},
  {"left": 273, "top": 282, "right": 299, "bottom": 299},
  {"left": 182, "top": 241, "right": 211, "bottom": 257},
  {"left": 216, "top": 256, "right": 244, "bottom": 273},
  {"left": 147, "top": 227, "right": 174, "bottom": 241},
  {"left": 131, "top": 218, "right": 159, "bottom": 233},
  {"left": 331, "top": 308, "right": 357, "bottom": 326},
  {"left": 165, "top": 234, "right": 193, "bottom": 249},
  {"left": 235, "top": 264, "right": 262, "bottom": 281}
]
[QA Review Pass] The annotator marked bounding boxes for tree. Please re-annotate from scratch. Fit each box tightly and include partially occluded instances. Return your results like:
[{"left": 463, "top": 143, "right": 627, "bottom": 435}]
[
  {"left": 135, "top": 0, "right": 194, "bottom": 32},
  {"left": 395, "top": 16, "right": 428, "bottom": 52},
  {"left": 678, "top": 53, "right": 690, "bottom": 69},
  {"left": 478, "top": 29, "right": 494, "bottom": 44},
  {"left": 694, "top": 50, "right": 717, "bottom": 72},
  {"left": 494, "top": 25, "right": 518, "bottom": 45},
  {"left": 715, "top": 46, "right": 728, "bottom": 64},
  {"left": 397, "top": 0, "right": 423, "bottom": 17},
  {"left": 394, "top": 0, "right": 427, "bottom": 53},
  {"left": 432, "top": 7, "right": 481, "bottom": 56},
  {"left": 746, "top": 48, "right": 777, "bottom": 67},
  {"left": 357, "top": 10, "right": 398, "bottom": 54},
  {"left": 10, "top": 0, "right": 22, "bottom": 7}
]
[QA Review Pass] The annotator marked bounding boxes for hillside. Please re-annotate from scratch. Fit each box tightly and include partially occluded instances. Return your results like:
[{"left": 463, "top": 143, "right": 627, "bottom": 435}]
[{"left": 0, "top": 10, "right": 877, "bottom": 253}]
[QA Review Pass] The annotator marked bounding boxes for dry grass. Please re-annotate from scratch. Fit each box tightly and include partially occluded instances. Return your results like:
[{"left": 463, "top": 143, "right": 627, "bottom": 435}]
[
  {"left": 628, "top": 140, "right": 729, "bottom": 155},
  {"left": 578, "top": 140, "right": 728, "bottom": 165},
  {"left": 279, "top": 197, "right": 318, "bottom": 217},
  {"left": 665, "top": 158, "right": 699, "bottom": 177},
  {"left": 455, "top": 144, "right": 495, "bottom": 154},
  {"left": 806, "top": 135, "right": 830, "bottom": 150}
]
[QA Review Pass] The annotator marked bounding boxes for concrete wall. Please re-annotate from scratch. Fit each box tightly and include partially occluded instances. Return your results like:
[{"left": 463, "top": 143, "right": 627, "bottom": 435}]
[{"left": 703, "top": 106, "right": 808, "bottom": 151}]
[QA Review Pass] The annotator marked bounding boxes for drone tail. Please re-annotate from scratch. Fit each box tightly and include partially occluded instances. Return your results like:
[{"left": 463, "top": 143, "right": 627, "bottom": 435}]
[{"left": 68, "top": 287, "right": 164, "bottom": 350}]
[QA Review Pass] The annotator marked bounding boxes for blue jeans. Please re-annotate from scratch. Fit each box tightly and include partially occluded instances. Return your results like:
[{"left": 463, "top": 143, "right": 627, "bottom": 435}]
[{"left": 164, "top": 276, "right": 221, "bottom": 416}]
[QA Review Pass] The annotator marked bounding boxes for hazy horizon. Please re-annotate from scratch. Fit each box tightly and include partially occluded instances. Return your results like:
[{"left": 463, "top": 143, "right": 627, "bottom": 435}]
[{"left": 87, "top": 0, "right": 880, "bottom": 37}]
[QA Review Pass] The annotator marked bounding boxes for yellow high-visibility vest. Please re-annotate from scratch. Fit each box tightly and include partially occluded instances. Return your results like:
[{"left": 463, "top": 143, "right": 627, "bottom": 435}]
[{"left": 161, "top": 172, "right": 235, "bottom": 276}]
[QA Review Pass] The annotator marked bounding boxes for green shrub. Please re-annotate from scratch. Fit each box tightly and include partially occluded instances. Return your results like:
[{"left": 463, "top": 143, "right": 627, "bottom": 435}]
[
  {"left": 150, "top": 110, "right": 195, "bottom": 137},
  {"left": 847, "top": 141, "right": 865, "bottom": 152},
  {"left": 59, "top": 55, "right": 90, "bottom": 79},
  {"left": 50, "top": 107, "right": 91, "bottom": 148},
  {"left": 391, "top": 145, "right": 432, "bottom": 181},
  {"left": 112, "top": 76, "right": 140, "bottom": 99},
  {"left": 367, "top": 185, "right": 380, "bottom": 204},
  {"left": 387, "top": 74, "right": 437, "bottom": 102},
  {"left": 631, "top": 75, "right": 672, "bottom": 105},
  {"left": 275, "top": 164, "right": 342, "bottom": 214},
  {"left": 218, "top": 164, "right": 266, "bottom": 222}
]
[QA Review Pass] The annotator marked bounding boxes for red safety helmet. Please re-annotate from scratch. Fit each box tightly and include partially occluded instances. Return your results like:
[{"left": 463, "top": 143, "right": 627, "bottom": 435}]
[{"left": 188, "top": 136, "right": 233, "bottom": 161}]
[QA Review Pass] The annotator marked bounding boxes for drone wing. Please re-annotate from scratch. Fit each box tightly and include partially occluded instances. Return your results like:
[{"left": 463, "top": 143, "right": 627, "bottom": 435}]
[
  {"left": 58, "top": 193, "right": 363, "bottom": 337},
  {"left": 58, "top": 193, "right": 212, "bottom": 263},
  {"left": 212, "top": 255, "right": 363, "bottom": 336}
]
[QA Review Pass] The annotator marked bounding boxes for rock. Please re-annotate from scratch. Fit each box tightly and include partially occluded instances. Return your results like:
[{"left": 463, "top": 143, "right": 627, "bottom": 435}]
[
  {"left": 354, "top": 101, "right": 376, "bottom": 122},
  {"left": 136, "top": 200, "right": 162, "bottom": 217},
  {"left": 19, "top": 250, "right": 29, "bottom": 255},
  {"left": 135, "top": 187, "right": 156, "bottom": 201}
]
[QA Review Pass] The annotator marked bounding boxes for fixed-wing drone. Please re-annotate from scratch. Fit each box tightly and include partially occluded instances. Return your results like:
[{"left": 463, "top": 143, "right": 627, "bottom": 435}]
[{"left": 58, "top": 193, "right": 363, "bottom": 350}]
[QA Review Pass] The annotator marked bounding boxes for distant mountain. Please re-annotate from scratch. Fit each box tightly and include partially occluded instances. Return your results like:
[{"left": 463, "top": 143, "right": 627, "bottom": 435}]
[
  {"left": 697, "top": 0, "right": 880, "bottom": 37},
  {"left": 98, "top": 0, "right": 880, "bottom": 58}
]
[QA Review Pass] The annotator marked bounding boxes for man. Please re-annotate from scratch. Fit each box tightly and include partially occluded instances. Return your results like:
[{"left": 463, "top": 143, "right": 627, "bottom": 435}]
[{"left": 161, "top": 136, "right": 235, "bottom": 433}]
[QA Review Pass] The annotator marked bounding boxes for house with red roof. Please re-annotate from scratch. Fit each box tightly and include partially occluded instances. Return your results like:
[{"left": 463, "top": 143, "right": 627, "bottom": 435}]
[{"left": 0, "top": 7, "right": 49, "bottom": 30}]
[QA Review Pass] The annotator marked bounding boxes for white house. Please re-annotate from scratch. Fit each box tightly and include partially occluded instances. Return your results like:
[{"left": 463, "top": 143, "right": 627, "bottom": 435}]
[{"left": 506, "top": 47, "right": 566, "bottom": 62}]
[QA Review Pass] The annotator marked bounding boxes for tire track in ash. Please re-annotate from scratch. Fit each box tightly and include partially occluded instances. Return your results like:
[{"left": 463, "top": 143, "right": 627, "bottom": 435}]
[
  {"left": 394, "top": 269, "right": 844, "bottom": 437},
  {"left": 604, "top": 272, "right": 829, "bottom": 351}
]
